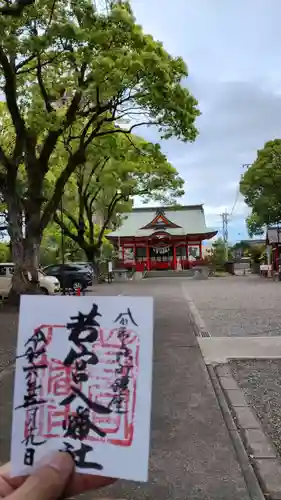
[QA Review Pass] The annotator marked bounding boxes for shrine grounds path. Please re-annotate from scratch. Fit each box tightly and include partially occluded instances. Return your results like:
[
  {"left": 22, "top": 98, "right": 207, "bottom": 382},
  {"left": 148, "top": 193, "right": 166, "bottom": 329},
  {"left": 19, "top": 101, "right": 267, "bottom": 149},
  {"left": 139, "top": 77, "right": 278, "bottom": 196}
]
[
  {"left": 185, "top": 274, "right": 281, "bottom": 337},
  {"left": 0, "top": 279, "right": 253, "bottom": 500}
]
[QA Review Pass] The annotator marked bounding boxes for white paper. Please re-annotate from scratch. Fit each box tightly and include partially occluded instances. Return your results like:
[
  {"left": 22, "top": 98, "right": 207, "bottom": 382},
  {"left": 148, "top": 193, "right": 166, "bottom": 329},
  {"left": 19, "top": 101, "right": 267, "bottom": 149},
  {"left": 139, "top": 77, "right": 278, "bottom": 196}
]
[{"left": 11, "top": 295, "right": 153, "bottom": 482}]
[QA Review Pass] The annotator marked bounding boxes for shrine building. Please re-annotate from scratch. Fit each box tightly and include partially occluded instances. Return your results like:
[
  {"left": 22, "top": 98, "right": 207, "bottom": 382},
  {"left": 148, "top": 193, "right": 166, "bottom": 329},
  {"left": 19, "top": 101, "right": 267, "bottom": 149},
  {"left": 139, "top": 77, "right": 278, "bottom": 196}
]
[{"left": 107, "top": 205, "right": 217, "bottom": 271}]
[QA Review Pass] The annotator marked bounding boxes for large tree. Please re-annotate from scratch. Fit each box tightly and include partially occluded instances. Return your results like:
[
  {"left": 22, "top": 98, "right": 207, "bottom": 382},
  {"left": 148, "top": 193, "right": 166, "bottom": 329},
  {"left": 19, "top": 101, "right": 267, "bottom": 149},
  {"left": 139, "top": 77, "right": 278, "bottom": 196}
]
[
  {"left": 240, "top": 139, "right": 281, "bottom": 236},
  {"left": 0, "top": 0, "right": 199, "bottom": 298},
  {"left": 54, "top": 133, "right": 184, "bottom": 268}
]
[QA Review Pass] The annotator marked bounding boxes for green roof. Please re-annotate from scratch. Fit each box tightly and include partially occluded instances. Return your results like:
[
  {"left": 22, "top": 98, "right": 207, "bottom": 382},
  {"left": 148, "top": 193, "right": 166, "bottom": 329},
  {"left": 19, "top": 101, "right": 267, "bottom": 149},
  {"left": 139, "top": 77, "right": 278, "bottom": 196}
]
[{"left": 107, "top": 205, "right": 217, "bottom": 239}]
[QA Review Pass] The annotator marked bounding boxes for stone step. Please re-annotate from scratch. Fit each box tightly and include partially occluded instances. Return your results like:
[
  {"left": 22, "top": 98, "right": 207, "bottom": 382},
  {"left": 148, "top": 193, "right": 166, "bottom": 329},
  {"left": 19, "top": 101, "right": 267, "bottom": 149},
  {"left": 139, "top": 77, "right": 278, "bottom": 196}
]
[
  {"left": 145, "top": 270, "right": 194, "bottom": 278},
  {"left": 132, "top": 271, "right": 144, "bottom": 280},
  {"left": 198, "top": 337, "right": 281, "bottom": 364}
]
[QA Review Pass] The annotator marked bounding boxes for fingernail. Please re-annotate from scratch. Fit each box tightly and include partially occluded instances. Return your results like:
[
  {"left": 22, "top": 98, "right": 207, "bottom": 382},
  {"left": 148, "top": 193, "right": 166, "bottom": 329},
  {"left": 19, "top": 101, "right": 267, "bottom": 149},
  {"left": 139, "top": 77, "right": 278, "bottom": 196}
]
[{"left": 48, "top": 452, "right": 74, "bottom": 474}]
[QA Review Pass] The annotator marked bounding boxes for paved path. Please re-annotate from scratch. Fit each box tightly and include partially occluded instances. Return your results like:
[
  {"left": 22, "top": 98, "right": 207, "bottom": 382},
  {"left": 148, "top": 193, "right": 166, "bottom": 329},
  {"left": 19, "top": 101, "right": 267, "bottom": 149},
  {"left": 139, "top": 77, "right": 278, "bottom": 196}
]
[
  {"left": 185, "top": 275, "right": 281, "bottom": 337},
  {"left": 198, "top": 336, "right": 281, "bottom": 364},
  {"left": 0, "top": 280, "right": 252, "bottom": 499}
]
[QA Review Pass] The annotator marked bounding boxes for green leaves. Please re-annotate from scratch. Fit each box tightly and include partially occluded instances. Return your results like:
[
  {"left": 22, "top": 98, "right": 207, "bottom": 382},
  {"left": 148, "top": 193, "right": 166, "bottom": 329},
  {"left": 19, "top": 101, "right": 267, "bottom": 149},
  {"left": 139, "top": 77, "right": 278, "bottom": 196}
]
[
  {"left": 0, "top": 0, "right": 199, "bottom": 276},
  {"left": 0, "top": 241, "right": 10, "bottom": 261},
  {"left": 240, "top": 139, "right": 281, "bottom": 232},
  {"left": 0, "top": 0, "right": 199, "bottom": 146},
  {"left": 53, "top": 132, "right": 184, "bottom": 257},
  {"left": 206, "top": 238, "right": 228, "bottom": 269},
  {"left": 246, "top": 213, "right": 265, "bottom": 237}
]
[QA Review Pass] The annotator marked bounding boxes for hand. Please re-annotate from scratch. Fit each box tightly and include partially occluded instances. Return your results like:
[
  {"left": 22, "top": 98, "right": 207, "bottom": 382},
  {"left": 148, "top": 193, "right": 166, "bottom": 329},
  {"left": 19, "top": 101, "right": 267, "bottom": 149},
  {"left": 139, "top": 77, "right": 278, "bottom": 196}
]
[{"left": 0, "top": 452, "right": 116, "bottom": 499}]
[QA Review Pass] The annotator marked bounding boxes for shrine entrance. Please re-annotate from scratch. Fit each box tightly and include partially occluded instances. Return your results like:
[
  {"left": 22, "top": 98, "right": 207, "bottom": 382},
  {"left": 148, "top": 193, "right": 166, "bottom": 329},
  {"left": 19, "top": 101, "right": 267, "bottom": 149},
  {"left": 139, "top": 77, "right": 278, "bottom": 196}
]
[{"left": 150, "top": 244, "right": 173, "bottom": 269}]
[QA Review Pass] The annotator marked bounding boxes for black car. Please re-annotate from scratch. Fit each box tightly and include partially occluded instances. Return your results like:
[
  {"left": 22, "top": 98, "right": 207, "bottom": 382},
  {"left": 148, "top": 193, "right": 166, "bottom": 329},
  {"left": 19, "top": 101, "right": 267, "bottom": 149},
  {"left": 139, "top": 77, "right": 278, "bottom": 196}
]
[
  {"left": 72, "top": 262, "right": 94, "bottom": 274},
  {"left": 43, "top": 263, "right": 93, "bottom": 290}
]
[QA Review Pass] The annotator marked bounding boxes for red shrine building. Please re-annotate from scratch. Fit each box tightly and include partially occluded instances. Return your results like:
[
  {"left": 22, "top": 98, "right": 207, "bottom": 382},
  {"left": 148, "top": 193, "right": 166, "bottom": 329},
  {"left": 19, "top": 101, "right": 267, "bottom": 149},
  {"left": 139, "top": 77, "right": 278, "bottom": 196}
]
[{"left": 107, "top": 205, "right": 217, "bottom": 272}]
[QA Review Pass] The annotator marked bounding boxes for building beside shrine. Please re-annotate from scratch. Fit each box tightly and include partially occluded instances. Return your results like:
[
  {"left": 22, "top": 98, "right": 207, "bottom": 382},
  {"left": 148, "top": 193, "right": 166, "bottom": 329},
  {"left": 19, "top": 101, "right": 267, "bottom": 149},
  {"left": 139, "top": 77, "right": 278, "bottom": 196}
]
[{"left": 107, "top": 205, "right": 217, "bottom": 271}]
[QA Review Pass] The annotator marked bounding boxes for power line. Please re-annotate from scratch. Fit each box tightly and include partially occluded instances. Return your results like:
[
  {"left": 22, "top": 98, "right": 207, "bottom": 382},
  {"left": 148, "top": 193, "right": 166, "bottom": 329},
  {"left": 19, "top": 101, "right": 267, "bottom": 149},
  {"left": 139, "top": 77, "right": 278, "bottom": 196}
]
[{"left": 230, "top": 186, "right": 240, "bottom": 216}]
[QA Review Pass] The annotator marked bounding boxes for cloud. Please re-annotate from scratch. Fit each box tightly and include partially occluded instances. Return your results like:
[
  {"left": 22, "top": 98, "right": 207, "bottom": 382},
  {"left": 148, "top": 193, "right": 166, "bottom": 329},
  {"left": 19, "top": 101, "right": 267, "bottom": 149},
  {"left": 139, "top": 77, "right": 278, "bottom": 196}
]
[
  {"left": 130, "top": 0, "right": 281, "bottom": 241},
  {"left": 140, "top": 78, "right": 281, "bottom": 241}
]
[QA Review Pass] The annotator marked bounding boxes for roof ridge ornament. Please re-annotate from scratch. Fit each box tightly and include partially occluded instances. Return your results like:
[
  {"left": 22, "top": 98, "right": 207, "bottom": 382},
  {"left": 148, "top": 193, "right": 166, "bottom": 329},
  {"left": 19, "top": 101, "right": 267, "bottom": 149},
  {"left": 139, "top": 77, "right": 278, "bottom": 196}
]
[{"left": 140, "top": 210, "right": 181, "bottom": 230}]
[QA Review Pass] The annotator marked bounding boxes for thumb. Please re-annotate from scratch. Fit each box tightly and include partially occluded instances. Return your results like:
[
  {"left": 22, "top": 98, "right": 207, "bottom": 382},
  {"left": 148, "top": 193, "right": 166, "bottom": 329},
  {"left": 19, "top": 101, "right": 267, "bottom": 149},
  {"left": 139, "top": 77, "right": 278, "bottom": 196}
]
[{"left": 9, "top": 452, "right": 74, "bottom": 500}]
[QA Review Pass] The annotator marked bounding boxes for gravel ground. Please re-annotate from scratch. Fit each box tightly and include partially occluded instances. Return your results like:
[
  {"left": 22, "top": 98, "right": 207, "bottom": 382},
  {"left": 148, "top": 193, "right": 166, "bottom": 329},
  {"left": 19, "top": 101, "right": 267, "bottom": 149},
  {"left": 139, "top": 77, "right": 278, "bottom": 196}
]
[
  {"left": 230, "top": 359, "right": 281, "bottom": 457},
  {"left": 185, "top": 275, "right": 281, "bottom": 336}
]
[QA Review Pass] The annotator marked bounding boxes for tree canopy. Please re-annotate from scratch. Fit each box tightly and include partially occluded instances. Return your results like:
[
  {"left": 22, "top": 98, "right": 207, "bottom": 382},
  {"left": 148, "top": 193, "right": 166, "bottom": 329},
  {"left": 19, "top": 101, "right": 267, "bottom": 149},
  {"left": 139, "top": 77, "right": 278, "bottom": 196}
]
[
  {"left": 245, "top": 213, "right": 265, "bottom": 238},
  {"left": 53, "top": 133, "right": 184, "bottom": 265},
  {"left": 240, "top": 139, "right": 281, "bottom": 235},
  {"left": 0, "top": 0, "right": 200, "bottom": 296},
  {"left": 206, "top": 238, "right": 228, "bottom": 269}
]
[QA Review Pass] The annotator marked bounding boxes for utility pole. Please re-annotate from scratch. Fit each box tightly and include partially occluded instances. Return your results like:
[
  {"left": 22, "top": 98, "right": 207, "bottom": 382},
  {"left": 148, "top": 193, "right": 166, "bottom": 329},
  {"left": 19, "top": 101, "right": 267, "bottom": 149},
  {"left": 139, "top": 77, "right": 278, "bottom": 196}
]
[{"left": 221, "top": 211, "right": 230, "bottom": 261}]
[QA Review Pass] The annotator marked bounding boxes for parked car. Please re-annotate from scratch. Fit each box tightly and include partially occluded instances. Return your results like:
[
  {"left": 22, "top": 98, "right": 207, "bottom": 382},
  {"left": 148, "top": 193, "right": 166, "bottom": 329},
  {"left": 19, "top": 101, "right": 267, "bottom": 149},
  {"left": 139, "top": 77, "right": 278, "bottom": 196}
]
[
  {"left": 0, "top": 263, "right": 61, "bottom": 295},
  {"left": 43, "top": 263, "right": 93, "bottom": 290},
  {"left": 72, "top": 262, "right": 95, "bottom": 275}
]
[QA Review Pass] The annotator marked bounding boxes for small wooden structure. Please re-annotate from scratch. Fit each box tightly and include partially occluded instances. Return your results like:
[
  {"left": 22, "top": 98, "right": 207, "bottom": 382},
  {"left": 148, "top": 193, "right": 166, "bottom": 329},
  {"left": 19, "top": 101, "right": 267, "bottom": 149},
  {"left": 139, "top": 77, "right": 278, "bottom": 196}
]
[{"left": 266, "top": 227, "right": 281, "bottom": 275}]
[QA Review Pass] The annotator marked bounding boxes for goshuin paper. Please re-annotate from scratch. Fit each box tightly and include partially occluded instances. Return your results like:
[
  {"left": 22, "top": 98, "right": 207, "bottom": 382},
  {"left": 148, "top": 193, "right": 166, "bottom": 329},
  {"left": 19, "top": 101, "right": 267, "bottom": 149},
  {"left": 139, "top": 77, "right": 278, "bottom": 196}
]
[{"left": 11, "top": 295, "right": 153, "bottom": 482}]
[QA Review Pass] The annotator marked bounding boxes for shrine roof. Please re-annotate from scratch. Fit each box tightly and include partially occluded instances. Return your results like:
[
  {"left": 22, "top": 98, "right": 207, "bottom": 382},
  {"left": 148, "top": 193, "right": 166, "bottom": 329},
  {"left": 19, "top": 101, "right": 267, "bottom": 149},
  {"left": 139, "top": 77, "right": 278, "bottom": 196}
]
[{"left": 107, "top": 205, "right": 217, "bottom": 239}]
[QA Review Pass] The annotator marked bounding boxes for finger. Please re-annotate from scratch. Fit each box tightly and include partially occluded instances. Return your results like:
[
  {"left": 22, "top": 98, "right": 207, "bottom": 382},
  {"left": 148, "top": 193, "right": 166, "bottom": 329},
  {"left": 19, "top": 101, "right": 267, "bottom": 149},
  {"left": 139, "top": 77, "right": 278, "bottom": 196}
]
[
  {"left": 0, "top": 476, "right": 14, "bottom": 497},
  {"left": 0, "top": 464, "right": 26, "bottom": 491},
  {"left": 7, "top": 452, "right": 74, "bottom": 500},
  {"left": 65, "top": 473, "right": 117, "bottom": 497},
  {"left": 0, "top": 461, "right": 117, "bottom": 498}
]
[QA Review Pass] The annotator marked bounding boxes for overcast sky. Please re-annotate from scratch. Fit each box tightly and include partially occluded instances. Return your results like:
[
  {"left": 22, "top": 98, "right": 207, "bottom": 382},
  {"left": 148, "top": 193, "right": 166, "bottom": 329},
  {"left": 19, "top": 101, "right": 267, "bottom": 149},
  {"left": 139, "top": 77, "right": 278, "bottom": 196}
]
[{"left": 130, "top": 0, "right": 281, "bottom": 241}]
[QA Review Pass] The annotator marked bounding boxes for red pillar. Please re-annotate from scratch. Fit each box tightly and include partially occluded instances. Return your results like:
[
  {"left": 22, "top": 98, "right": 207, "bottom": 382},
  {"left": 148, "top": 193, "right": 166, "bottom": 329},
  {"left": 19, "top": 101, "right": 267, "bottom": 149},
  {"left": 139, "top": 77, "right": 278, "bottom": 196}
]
[
  {"left": 199, "top": 241, "right": 202, "bottom": 259},
  {"left": 146, "top": 243, "right": 150, "bottom": 271},
  {"left": 173, "top": 245, "right": 177, "bottom": 270}
]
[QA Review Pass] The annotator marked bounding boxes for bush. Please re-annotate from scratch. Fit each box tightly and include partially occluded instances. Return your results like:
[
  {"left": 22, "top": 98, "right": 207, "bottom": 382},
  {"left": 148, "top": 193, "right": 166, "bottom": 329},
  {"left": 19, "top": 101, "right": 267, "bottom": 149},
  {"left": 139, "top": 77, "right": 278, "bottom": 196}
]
[{"left": 0, "top": 242, "right": 10, "bottom": 262}]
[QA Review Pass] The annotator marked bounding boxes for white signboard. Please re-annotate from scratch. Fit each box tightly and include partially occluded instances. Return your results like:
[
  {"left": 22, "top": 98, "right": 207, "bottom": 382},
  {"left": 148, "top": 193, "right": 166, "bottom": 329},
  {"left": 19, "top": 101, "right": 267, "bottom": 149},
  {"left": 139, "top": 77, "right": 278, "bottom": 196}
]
[
  {"left": 123, "top": 247, "right": 135, "bottom": 262},
  {"left": 11, "top": 295, "right": 154, "bottom": 482},
  {"left": 152, "top": 246, "right": 170, "bottom": 255},
  {"left": 260, "top": 264, "right": 272, "bottom": 271},
  {"left": 188, "top": 245, "right": 200, "bottom": 261}
]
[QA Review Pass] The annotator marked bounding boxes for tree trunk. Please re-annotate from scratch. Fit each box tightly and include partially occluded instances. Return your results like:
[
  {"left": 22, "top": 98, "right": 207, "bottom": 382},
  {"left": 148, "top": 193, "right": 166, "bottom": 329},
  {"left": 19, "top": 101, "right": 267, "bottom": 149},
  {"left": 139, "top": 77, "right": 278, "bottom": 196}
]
[
  {"left": 9, "top": 237, "right": 41, "bottom": 301},
  {"left": 6, "top": 198, "right": 42, "bottom": 306}
]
